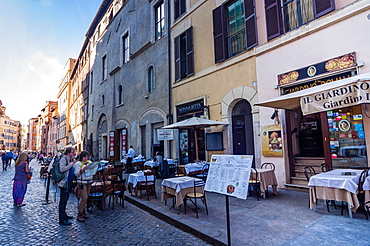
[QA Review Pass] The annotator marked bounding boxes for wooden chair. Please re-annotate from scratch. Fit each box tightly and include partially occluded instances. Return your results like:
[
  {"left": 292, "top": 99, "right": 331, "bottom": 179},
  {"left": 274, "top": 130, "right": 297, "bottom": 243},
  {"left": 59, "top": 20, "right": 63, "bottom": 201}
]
[
  {"left": 261, "top": 162, "right": 275, "bottom": 171},
  {"left": 109, "top": 179, "right": 126, "bottom": 209},
  {"left": 88, "top": 180, "right": 106, "bottom": 210},
  {"left": 137, "top": 170, "right": 156, "bottom": 200},
  {"left": 248, "top": 168, "right": 260, "bottom": 201},
  {"left": 174, "top": 158, "right": 185, "bottom": 177},
  {"left": 184, "top": 180, "right": 208, "bottom": 218}
]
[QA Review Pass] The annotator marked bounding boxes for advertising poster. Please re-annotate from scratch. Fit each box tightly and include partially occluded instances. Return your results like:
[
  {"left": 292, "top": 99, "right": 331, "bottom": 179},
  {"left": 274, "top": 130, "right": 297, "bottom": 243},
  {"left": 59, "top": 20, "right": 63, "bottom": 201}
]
[
  {"left": 122, "top": 129, "right": 127, "bottom": 157},
  {"left": 205, "top": 155, "right": 253, "bottom": 199},
  {"left": 109, "top": 131, "right": 115, "bottom": 157},
  {"left": 261, "top": 125, "right": 283, "bottom": 156}
]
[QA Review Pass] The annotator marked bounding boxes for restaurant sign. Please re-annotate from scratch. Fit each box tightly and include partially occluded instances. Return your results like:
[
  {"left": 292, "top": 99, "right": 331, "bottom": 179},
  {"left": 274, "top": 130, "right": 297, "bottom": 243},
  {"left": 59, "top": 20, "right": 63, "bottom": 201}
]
[
  {"left": 157, "top": 129, "right": 174, "bottom": 140},
  {"left": 301, "top": 81, "right": 370, "bottom": 115},
  {"left": 176, "top": 99, "right": 204, "bottom": 121},
  {"left": 278, "top": 53, "right": 356, "bottom": 86},
  {"left": 281, "top": 71, "right": 353, "bottom": 95}
]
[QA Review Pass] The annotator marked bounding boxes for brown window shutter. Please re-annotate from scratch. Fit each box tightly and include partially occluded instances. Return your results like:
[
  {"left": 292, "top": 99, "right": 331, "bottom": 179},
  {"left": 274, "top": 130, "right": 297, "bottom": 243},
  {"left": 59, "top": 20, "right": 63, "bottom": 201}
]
[
  {"left": 186, "top": 27, "right": 194, "bottom": 77},
  {"left": 174, "top": 35, "right": 181, "bottom": 82},
  {"left": 244, "top": 0, "right": 258, "bottom": 49},
  {"left": 212, "top": 6, "right": 226, "bottom": 63},
  {"left": 313, "top": 0, "right": 335, "bottom": 18},
  {"left": 265, "top": 0, "right": 283, "bottom": 40}
]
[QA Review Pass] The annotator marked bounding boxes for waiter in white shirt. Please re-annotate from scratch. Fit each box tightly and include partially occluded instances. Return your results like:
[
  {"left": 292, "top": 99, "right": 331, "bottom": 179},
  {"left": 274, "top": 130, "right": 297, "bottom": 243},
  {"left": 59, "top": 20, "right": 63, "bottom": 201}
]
[{"left": 126, "top": 145, "right": 135, "bottom": 173}]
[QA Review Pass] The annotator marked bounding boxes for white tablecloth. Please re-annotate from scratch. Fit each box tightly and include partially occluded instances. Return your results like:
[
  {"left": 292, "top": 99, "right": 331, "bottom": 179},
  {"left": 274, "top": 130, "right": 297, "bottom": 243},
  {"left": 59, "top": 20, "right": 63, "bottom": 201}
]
[
  {"left": 127, "top": 172, "right": 154, "bottom": 188},
  {"left": 144, "top": 159, "right": 175, "bottom": 168},
  {"left": 122, "top": 158, "right": 146, "bottom": 164},
  {"left": 185, "top": 163, "right": 206, "bottom": 174},
  {"left": 161, "top": 177, "right": 203, "bottom": 193},
  {"left": 308, "top": 169, "right": 362, "bottom": 194},
  {"left": 363, "top": 175, "right": 370, "bottom": 191}
]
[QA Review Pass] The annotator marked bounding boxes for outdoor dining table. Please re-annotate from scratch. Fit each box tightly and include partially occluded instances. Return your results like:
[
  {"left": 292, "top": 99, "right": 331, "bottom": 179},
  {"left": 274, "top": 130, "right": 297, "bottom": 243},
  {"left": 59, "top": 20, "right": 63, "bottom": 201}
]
[
  {"left": 255, "top": 168, "right": 278, "bottom": 197},
  {"left": 144, "top": 159, "right": 175, "bottom": 168},
  {"left": 308, "top": 169, "right": 362, "bottom": 218},
  {"left": 161, "top": 176, "right": 204, "bottom": 208},
  {"left": 88, "top": 180, "right": 113, "bottom": 210},
  {"left": 185, "top": 162, "right": 206, "bottom": 175},
  {"left": 127, "top": 171, "right": 155, "bottom": 196}
]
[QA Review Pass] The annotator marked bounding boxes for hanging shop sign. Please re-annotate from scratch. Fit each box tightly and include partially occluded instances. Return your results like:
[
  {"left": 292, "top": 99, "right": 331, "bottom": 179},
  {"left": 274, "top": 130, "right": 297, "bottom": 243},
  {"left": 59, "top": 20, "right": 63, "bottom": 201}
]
[
  {"left": 109, "top": 131, "right": 115, "bottom": 157},
  {"left": 301, "top": 81, "right": 370, "bottom": 115},
  {"left": 278, "top": 53, "right": 356, "bottom": 86},
  {"left": 157, "top": 129, "right": 174, "bottom": 140},
  {"left": 261, "top": 125, "right": 283, "bottom": 157},
  {"left": 122, "top": 129, "right": 127, "bottom": 156}
]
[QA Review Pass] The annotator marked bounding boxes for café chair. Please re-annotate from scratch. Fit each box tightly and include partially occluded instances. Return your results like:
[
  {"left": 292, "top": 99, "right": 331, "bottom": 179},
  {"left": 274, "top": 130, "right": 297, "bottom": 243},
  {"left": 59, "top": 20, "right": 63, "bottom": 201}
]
[
  {"left": 248, "top": 168, "right": 260, "bottom": 201},
  {"left": 174, "top": 158, "right": 185, "bottom": 177},
  {"left": 184, "top": 180, "right": 208, "bottom": 218},
  {"left": 320, "top": 163, "right": 331, "bottom": 173},
  {"left": 365, "top": 201, "right": 370, "bottom": 220},
  {"left": 88, "top": 180, "right": 106, "bottom": 210},
  {"left": 109, "top": 179, "right": 126, "bottom": 209},
  {"left": 137, "top": 170, "right": 156, "bottom": 200},
  {"left": 196, "top": 163, "right": 210, "bottom": 181},
  {"left": 261, "top": 162, "right": 275, "bottom": 171},
  {"left": 357, "top": 169, "right": 369, "bottom": 220}
]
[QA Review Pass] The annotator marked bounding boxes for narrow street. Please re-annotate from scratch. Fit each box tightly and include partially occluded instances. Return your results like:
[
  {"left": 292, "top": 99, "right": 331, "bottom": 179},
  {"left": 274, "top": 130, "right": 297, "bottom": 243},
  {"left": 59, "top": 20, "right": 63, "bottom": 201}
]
[{"left": 0, "top": 159, "right": 210, "bottom": 246}]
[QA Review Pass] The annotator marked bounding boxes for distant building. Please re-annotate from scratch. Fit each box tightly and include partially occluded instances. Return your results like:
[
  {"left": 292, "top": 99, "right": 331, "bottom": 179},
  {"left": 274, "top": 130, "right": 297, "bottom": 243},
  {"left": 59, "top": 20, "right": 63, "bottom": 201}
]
[{"left": 0, "top": 101, "right": 22, "bottom": 152}]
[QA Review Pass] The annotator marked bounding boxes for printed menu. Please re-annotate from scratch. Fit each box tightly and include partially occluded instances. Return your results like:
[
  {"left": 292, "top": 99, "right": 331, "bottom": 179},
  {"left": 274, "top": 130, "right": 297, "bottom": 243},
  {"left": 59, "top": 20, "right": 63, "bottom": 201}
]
[{"left": 204, "top": 155, "right": 253, "bottom": 199}]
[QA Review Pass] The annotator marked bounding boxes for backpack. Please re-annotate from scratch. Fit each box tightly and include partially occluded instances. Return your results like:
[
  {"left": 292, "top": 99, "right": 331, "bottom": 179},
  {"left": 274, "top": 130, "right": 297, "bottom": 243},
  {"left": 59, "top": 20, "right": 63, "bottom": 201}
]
[{"left": 51, "top": 156, "right": 65, "bottom": 183}]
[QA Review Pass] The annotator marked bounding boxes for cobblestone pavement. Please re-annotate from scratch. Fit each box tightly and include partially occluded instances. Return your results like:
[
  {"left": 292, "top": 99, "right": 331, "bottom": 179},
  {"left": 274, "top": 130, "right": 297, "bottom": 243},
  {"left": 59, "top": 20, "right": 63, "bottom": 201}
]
[{"left": 0, "top": 160, "right": 210, "bottom": 246}]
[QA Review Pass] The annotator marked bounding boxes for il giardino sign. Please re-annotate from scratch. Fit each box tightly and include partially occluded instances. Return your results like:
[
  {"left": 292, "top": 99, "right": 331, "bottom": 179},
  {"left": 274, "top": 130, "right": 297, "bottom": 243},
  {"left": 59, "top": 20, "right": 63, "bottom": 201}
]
[{"left": 301, "top": 81, "right": 370, "bottom": 115}]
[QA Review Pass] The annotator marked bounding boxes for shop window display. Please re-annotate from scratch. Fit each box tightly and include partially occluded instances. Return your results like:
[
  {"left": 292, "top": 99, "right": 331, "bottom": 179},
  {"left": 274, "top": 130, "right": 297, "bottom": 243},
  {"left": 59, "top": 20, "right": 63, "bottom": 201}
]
[{"left": 328, "top": 105, "right": 368, "bottom": 168}]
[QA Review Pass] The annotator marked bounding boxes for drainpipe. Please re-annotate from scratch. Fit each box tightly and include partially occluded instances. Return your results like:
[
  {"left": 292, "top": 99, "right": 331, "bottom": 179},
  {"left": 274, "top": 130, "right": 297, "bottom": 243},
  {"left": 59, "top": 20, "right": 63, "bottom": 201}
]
[{"left": 167, "top": 0, "right": 172, "bottom": 158}]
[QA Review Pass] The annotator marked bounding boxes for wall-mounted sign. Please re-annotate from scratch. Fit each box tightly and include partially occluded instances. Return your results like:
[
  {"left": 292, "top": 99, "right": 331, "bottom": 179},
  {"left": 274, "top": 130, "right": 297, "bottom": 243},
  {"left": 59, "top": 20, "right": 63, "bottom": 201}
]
[
  {"left": 122, "top": 129, "right": 127, "bottom": 157},
  {"left": 300, "top": 81, "right": 370, "bottom": 115},
  {"left": 157, "top": 129, "right": 174, "bottom": 140},
  {"left": 261, "top": 125, "right": 283, "bottom": 157},
  {"left": 176, "top": 99, "right": 204, "bottom": 121},
  {"left": 278, "top": 53, "right": 356, "bottom": 86},
  {"left": 281, "top": 71, "right": 353, "bottom": 95}
]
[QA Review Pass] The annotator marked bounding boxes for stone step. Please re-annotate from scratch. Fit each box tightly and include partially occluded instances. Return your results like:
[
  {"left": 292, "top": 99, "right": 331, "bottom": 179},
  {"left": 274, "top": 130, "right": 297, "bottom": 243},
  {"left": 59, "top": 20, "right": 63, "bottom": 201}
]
[
  {"left": 284, "top": 183, "right": 310, "bottom": 192},
  {"left": 291, "top": 177, "right": 309, "bottom": 186},
  {"left": 294, "top": 158, "right": 326, "bottom": 165}
]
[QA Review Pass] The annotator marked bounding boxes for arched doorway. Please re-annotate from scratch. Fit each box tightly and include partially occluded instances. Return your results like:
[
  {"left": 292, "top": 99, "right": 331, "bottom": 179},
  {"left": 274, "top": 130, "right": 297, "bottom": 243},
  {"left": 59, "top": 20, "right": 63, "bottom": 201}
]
[{"left": 232, "top": 100, "right": 255, "bottom": 156}]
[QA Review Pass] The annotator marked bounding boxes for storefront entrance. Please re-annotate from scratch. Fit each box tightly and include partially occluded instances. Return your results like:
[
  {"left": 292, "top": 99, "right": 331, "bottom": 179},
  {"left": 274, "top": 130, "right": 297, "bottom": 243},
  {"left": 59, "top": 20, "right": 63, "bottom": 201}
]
[{"left": 232, "top": 100, "right": 255, "bottom": 156}]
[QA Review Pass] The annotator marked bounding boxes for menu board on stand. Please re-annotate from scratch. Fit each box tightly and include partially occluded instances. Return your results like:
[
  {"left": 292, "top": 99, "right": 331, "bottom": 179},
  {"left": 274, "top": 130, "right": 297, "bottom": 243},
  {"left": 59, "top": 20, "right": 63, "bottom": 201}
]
[{"left": 204, "top": 154, "right": 253, "bottom": 246}]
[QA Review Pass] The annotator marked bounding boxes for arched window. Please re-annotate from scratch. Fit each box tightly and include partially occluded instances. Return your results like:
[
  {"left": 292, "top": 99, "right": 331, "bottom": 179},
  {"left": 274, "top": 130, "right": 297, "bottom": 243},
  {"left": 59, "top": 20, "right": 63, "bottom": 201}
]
[
  {"left": 118, "top": 85, "right": 123, "bottom": 105},
  {"left": 148, "top": 66, "right": 154, "bottom": 93}
]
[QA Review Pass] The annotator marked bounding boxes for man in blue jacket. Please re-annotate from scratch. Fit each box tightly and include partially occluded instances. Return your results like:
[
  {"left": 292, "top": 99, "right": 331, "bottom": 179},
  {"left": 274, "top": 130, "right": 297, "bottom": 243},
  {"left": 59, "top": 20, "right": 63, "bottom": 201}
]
[{"left": 2, "top": 153, "right": 9, "bottom": 171}]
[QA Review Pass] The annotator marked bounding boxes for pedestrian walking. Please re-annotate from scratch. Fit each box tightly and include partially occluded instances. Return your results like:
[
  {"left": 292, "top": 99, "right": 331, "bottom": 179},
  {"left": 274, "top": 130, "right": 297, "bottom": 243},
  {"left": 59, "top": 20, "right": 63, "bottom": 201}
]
[
  {"left": 125, "top": 145, "right": 135, "bottom": 173},
  {"left": 57, "top": 147, "right": 76, "bottom": 225},
  {"left": 74, "top": 151, "right": 93, "bottom": 222},
  {"left": 2, "top": 153, "right": 9, "bottom": 171},
  {"left": 12, "top": 151, "right": 30, "bottom": 207}
]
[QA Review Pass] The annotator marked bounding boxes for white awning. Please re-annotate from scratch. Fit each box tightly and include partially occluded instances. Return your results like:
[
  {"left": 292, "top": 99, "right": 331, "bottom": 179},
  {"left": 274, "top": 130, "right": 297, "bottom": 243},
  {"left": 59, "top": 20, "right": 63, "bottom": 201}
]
[{"left": 255, "top": 72, "right": 370, "bottom": 111}]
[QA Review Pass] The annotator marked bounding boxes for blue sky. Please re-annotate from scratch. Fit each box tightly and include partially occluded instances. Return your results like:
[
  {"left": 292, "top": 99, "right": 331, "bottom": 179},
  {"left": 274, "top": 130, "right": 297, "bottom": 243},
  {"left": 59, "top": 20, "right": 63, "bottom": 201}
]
[{"left": 0, "top": 0, "right": 102, "bottom": 126}]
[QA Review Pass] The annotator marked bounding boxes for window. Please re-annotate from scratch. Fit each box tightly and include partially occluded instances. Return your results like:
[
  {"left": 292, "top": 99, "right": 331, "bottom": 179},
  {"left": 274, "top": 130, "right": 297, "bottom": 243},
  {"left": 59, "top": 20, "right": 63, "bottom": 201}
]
[
  {"left": 102, "top": 95, "right": 105, "bottom": 106},
  {"left": 122, "top": 34, "right": 129, "bottom": 64},
  {"left": 212, "top": 0, "right": 257, "bottom": 63},
  {"left": 102, "top": 55, "right": 107, "bottom": 81},
  {"left": 265, "top": 0, "right": 335, "bottom": 40},
  {"left": 148, "top": 66, "right": 154, "bottom": 93},
  {"left": 174, "top": 0, "right": 186, "bottom": 20},
  {"left": 174, "top": 27, "right": 194, "bottom": 82},
  {"left": 118, "top": 85, "right": 123, "bottom": 104},
  {"left": 90, "top": 71, "right": 93, "bottom": 93},
  {"left": 92, "top": 105, "right": 94, "bottom": 120},
  {"left": 155, "top": 1, "right": 165, "bottom": 40}
]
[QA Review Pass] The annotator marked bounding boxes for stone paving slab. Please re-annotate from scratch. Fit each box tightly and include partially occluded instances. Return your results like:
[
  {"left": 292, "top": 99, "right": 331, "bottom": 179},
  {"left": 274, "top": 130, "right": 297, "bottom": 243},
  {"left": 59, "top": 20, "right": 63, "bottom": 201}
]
[
  {"left": 0, "top": 160, "right": 210, "bottom": 246},
  {"left": 123, "top": 173, "right": 370, "bottom": 246}
]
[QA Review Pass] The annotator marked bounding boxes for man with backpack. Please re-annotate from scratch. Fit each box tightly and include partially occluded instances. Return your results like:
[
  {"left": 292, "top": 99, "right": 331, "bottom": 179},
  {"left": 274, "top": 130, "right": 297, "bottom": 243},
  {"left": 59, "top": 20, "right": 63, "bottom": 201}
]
[{"left": 56, "top": 147, "right": 76, "bottom": 225}]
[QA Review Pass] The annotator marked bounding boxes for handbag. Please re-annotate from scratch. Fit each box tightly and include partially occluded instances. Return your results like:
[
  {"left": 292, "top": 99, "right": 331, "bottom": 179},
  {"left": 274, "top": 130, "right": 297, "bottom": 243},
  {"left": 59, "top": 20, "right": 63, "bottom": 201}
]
[{"left": 26, "top": 172, "right": 32, "bottom": 180}]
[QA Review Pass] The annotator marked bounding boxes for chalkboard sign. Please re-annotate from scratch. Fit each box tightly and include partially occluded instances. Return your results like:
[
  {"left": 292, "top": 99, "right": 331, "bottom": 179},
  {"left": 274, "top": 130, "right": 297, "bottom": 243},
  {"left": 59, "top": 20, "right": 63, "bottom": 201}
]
[{"left": 206, "top": 132, "right": 223, "bottom": 151}]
